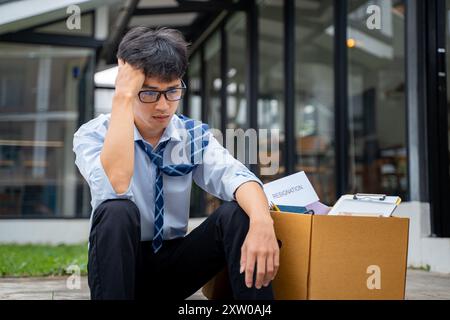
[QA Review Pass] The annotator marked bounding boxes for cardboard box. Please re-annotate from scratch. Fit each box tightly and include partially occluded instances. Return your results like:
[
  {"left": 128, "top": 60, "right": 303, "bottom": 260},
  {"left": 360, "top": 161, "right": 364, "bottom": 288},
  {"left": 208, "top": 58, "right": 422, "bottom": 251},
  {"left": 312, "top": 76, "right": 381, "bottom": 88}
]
[{"left": 203, "top": 211, "right": 409, "bottom": 300}]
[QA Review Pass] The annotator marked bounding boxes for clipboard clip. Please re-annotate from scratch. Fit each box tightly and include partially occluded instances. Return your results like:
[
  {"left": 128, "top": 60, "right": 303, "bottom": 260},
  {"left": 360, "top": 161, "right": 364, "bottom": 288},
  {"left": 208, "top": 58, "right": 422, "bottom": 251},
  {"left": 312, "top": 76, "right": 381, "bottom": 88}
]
[{"left": 353, "top": 193, "right": 386, "bottom": 201}]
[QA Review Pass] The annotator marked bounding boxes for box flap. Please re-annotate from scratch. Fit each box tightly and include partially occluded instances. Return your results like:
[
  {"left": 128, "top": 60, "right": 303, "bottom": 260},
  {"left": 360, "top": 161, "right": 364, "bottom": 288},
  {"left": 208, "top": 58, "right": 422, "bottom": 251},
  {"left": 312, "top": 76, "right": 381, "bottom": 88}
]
[{"left": 270, "top": 211, "right": 312, "bottom": 300}]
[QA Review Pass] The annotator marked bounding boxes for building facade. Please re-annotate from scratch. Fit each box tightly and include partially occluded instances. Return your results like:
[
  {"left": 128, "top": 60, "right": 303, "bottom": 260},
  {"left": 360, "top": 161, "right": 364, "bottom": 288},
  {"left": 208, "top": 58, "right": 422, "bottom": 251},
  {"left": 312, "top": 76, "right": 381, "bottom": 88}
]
[{"left": 0, "top": 0, "right": 449, "bottom": 272}]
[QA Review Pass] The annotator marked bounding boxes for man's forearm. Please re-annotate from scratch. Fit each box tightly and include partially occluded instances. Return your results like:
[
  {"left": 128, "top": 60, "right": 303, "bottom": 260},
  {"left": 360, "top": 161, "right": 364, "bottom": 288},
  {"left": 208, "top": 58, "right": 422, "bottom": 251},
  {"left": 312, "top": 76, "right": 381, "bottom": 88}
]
[
  {"left": 235, "top": 181, "right": 279, "bottom": 289},
  {"left": 235, "top": 181, "right": 272, "bottom": 223},
  {"left": 100, "top": 94, "right": 135, "bottom": 194}
]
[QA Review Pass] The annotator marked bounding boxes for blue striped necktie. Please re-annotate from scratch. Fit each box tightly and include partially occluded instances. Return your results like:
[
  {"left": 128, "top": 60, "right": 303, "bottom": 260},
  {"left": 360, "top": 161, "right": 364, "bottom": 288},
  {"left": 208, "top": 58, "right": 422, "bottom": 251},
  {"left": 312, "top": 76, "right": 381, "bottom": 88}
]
[{"left": 137, "top": 116, "right": 208, "bottom": 253}]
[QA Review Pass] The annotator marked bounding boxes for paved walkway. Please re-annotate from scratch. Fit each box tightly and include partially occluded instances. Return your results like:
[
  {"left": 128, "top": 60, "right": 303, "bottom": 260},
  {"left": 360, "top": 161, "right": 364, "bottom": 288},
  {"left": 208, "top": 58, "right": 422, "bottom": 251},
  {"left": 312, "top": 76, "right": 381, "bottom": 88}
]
[
  {"left": 404, "top": 269, "right": 450, "bottom": 300},
  {"left": 0, "top": 276, "right": 206, "bottom": 300},
  {"left": 0, "top": 269, "right": 449, "bottom": 300}
]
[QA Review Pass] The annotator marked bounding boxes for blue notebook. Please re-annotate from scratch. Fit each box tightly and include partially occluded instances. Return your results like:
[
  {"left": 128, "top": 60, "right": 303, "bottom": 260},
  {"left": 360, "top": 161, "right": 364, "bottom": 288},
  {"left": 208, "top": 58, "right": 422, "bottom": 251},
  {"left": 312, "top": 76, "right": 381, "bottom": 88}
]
[{"left": 277, "top": 205, "right": 313, "bottom": 214}]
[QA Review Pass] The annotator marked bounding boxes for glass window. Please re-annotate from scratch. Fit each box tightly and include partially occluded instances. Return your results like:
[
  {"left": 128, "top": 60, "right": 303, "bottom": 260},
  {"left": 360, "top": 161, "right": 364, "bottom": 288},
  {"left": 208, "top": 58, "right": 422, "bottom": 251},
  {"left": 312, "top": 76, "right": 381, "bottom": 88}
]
[
  {"left": 203, "top": 31, "right": 222, "bottom": 214},
  {"left": 258, "top": 0, "right": 285, "bottom": 183},
  {"left": 187, "top": 51, "right": 206, "bottom": 217},
  {"left": 347, "top": 0, "right": 408, "bottom": 199},
  {"left": 187, "top": 52, "right": 202, "bottom": 121},
  {"left": 445, "top": 0, "right": 450, "bottom": 212},
  {"left": 0, "top": 43, "right": 94, "bottom": 217},
  {"left": 295, "top": 0, "right": 335, "bottom": 204},
  {"left": 226, "top": 12, "right": 248, "bottom": 130},
  {"left": 204, "top": 31, "right": 222, "bottom": 131}
]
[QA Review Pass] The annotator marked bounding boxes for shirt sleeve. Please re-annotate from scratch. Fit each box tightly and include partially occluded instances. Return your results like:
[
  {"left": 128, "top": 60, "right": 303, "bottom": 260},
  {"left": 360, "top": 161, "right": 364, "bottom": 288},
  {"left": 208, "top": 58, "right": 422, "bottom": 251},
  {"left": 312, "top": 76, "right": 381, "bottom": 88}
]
[
  {"left": 192, "top": 131, "right": 264, "bottom": 201},
  {"left": 73, "top": 116, "right": 133, "bottom": 203}
]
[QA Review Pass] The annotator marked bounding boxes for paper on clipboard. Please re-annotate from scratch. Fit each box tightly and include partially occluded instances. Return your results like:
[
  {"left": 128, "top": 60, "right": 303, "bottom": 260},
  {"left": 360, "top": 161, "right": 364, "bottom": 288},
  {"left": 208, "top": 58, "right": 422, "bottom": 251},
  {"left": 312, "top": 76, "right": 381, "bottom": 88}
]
[{"left": 328, "top": 194, "right": 401, "bottom": 217}]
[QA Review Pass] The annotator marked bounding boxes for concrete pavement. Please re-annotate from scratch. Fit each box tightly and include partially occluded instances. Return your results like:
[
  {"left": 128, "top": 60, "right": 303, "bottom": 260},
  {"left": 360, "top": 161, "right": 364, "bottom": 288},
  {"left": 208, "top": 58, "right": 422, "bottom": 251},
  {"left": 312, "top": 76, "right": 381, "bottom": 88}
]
[{"left": 0, "top": 269, "right": 449, "bottom": 300}]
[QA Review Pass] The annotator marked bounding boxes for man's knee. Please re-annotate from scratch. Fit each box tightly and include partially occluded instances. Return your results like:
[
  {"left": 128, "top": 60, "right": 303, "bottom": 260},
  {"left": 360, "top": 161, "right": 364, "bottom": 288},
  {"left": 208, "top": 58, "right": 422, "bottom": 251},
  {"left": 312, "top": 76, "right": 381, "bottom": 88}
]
[
  {"left": 91, "top": 199, "right": 141, "bottom": 236},
  {"left": 216, "top": 201, "right": 249, "bottom": 227}
]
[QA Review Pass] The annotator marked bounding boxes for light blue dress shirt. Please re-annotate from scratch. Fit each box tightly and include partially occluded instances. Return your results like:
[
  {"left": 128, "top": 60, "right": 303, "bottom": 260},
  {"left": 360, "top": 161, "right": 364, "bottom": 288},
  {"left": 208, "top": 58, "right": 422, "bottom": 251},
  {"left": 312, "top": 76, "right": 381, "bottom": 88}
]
[{"left": 73, "top": 113, "right": 263, "bottom": 241}]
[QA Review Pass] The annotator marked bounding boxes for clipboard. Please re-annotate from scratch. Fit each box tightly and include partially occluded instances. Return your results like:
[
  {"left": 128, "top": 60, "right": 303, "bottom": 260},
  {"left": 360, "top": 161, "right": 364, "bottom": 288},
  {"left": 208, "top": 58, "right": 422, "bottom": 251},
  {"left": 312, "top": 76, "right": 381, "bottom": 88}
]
[{"left": 328, "top": 194, "right": 402, "bottom": 217}]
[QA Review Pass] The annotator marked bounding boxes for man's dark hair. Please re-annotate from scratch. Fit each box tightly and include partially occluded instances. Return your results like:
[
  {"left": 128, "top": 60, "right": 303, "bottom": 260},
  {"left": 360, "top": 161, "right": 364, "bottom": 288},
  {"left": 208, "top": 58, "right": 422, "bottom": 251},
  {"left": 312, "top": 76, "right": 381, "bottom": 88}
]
[{"left": 117, "top": 27, "right": 189, "bottom": 82}]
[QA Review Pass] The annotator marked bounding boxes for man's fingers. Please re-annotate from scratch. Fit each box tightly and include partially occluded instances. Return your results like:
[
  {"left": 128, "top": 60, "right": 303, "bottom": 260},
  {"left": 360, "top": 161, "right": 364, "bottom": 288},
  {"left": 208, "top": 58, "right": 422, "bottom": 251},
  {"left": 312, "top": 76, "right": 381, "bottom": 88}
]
[
  {"left": 245, "top": 253, "right": 256, "bottom": 288},
  {"left": 273, "top": 246, "right": 280, "bottom": 280},
  {"left": 263, "top": 254, "right": 274, "bottom": 286},
  {"left": 255, "top": 254, "right": 266, "bottom": 289},
  {"left": 240, "top": 246, "right": 247, "bottom": 274}
]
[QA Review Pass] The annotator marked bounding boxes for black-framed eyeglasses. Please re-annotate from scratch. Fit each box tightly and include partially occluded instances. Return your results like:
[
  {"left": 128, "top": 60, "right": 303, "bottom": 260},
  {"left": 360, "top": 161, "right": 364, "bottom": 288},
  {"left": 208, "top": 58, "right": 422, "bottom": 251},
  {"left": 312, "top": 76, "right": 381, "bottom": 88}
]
[{"left": 138, "top": 79, "right": 187, "bottom": 103}]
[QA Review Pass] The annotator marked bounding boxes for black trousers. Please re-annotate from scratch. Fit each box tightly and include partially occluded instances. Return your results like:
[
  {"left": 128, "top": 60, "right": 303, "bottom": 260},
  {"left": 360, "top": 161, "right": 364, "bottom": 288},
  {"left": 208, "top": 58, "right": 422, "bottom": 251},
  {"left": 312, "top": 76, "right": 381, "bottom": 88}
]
[{"left": 87, "top": 199, "right": 274, "bottom": 300}]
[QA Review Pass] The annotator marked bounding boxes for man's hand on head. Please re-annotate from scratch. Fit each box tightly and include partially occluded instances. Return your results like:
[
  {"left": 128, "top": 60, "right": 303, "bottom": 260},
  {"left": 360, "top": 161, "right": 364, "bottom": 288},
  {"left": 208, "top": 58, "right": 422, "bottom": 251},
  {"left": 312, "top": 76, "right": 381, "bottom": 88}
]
[
  {"left": 101, "top": 58, "right": 144, "bottom": 195},
  {"left": 115, "top": 58, "right": 146, "bottom": 99}
]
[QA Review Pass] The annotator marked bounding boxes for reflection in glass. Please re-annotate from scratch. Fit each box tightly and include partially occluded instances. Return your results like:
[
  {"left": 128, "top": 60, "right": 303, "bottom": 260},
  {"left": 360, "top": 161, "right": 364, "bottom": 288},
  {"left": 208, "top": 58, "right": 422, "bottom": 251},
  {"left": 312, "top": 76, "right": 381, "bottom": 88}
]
[
  {"left": 226, "top": 12, "right": 248, "bottom": 130},
  {"left": 0, "top": 43, "right": 94, "bottom": 217},
  {"left": 205, "top": 32, "right": 222, "bottom": 131},
  {"left": 188, "top": 52, "right": 202, "bottom": 121},
  {"left": 204, "top": 31, "right": 223, "bottom": 214},
  {"left": 187, "top": 51, "right": 207, "bottom": 217},
  {"left": 258, "top": 0, "right": 285, "bottom": 183},
  {"left": 295, "top": 0, "right": 335, "bottom": 205},
  {"left": 347, "top": 0, "right": 408, "bottom": 199}
]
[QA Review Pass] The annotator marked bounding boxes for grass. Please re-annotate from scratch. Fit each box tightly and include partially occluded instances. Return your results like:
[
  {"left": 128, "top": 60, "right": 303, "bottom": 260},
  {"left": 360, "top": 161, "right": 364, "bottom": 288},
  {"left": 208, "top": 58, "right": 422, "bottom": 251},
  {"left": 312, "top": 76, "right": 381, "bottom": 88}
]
[
  {"left": 0, "top": 243, "right": 88, "bottom": 277},
  {"left": 408, "top": 264, "right": 431, "bottom": 272}
]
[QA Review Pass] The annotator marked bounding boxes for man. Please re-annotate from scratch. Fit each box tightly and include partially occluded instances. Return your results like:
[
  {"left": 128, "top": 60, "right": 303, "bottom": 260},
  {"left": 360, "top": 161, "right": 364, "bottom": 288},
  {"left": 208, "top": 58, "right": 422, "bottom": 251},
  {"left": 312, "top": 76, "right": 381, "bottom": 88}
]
[{"left": 73, "top": 27, "right": 279, "bottom": 300}]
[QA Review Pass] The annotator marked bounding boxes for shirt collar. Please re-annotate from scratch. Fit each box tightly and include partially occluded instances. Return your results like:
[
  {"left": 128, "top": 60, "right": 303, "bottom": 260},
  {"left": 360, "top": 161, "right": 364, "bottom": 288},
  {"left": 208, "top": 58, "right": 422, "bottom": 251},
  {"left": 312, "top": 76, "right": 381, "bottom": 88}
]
[{"left": 133, "top": 114, "right": 182, "bottom": 144}]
